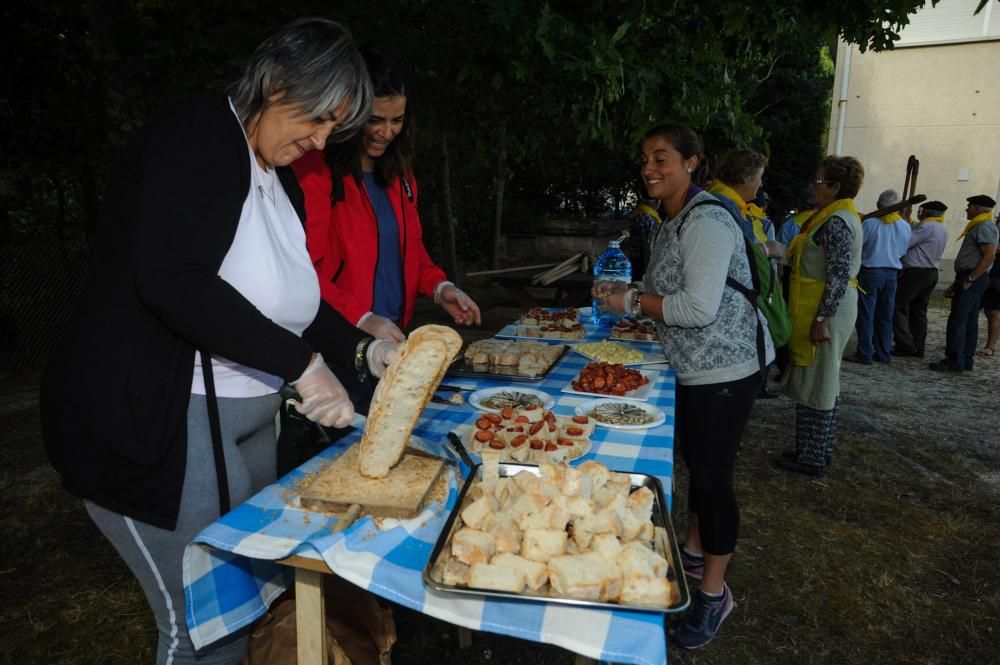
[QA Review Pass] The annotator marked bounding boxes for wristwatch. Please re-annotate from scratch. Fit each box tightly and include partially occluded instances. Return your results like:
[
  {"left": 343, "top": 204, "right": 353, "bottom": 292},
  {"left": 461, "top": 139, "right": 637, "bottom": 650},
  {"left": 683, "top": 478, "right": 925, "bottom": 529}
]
[
  {"left": 815, "top": 314, "right": 826, "bottom": 323},
  {"left": 966, "top": 275, "right": 976, "bottom": 284},
  {"left": 629, "top": 290, "right": 643, "bottom": 317}
]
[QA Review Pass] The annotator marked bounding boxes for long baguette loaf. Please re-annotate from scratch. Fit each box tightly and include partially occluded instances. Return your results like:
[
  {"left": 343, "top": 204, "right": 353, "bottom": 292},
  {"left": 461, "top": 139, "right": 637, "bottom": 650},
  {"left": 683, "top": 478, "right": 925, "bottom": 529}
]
[{"left": 359, "top": 324, "right": 463, "bottom": 478}]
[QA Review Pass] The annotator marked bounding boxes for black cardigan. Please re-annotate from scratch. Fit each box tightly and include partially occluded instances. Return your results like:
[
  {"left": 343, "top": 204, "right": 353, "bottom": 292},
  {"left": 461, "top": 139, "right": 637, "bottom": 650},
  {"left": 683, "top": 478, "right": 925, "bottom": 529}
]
[{"left": 40, "top": 94, "right": 365, "bottom": 530}]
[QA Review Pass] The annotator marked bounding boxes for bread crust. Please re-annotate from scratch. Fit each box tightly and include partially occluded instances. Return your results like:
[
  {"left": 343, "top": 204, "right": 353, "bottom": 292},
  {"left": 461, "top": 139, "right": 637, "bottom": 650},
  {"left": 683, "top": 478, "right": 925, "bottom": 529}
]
[{"left": 359, "top": 325, "right": 463, "bottom": 478}]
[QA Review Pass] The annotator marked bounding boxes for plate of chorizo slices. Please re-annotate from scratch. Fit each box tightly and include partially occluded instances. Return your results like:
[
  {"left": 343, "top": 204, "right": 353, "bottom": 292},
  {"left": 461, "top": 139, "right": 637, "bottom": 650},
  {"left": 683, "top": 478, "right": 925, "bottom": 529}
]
[{"left": 560, "top": 362, "right": 658, "bottom": 402}]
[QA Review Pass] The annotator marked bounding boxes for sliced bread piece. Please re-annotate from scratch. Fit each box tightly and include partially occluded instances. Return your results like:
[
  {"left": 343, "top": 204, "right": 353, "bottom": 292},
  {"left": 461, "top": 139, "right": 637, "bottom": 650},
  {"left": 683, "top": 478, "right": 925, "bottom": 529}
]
[{"left": 359, "top": 325, "right": 462, "bottom": 478}]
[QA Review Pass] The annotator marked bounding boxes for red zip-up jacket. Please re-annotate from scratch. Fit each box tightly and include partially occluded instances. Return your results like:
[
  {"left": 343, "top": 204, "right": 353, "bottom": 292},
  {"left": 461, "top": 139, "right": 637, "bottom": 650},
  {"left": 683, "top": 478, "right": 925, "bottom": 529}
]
[{"left": 291, "top": 150, "right": 447, "bottom": 329}]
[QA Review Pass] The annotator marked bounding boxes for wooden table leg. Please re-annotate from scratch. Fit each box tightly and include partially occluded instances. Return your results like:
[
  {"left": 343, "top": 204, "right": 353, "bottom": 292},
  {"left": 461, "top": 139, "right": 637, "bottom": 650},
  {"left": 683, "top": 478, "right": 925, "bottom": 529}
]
[
  {"left": 574, "top": 655, "right": 597, "bottom": 665},
  {"left": 457, "top": 626, "right": 473, "bottom": 648},
  {"left": 295, "top": 567, "right": 327, "bottom": 665}
]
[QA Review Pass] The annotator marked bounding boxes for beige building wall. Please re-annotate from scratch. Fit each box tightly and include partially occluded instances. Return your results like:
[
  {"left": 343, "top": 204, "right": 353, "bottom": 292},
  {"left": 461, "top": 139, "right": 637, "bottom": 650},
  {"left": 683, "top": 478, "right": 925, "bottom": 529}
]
[{"left": 826, "top": 39, "right": 1000, "bottom": 261}]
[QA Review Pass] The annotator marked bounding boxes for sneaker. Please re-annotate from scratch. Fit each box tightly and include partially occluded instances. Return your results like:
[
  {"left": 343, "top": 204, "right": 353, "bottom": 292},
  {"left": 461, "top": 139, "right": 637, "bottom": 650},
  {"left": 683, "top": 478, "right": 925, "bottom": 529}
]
[
  {"left": 680, "top": 548, "right": 704, "bottom": 580},
  {"left": 672, "top": 581, "right": 736, "bottom": 649}
]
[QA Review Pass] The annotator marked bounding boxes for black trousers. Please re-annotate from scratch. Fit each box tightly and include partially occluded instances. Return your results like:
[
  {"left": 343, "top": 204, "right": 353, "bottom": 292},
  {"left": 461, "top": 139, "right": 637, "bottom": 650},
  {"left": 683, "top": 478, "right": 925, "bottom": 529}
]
[
  {"left": 676, "top": 371, "right": 761, "bottom": 555},
  {"left": 892, "top": 267, "right": 939, "bottom": 355}
]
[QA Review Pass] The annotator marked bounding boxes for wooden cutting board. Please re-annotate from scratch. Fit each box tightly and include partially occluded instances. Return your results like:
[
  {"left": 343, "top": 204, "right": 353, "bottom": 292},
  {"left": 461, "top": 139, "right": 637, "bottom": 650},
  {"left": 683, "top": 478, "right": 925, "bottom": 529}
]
[{"left": 300, "top": 443, "right": 446, "bottom": 519}]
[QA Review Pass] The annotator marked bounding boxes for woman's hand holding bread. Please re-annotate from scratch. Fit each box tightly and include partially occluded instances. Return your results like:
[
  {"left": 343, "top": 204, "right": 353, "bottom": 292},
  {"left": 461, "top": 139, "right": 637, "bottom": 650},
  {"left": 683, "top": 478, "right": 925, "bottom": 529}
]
[
  {"left": 366, "top": 340, "right": 401, "bottom": 378},
  {"left": 358, "top": 313, "right": 407, "bottom": 342}
]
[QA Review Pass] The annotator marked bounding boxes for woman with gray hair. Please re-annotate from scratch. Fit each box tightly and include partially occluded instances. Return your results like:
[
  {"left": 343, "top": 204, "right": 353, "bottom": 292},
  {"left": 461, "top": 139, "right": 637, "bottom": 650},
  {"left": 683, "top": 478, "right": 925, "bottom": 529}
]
[{"left": 40, "top": 18, "right": 393, "bottom": 664}]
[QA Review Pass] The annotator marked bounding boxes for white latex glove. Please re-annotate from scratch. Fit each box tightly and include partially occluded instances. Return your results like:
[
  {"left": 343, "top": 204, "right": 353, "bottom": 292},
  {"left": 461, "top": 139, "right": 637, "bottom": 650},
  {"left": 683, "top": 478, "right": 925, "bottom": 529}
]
[
  {"left": 764, "top": 240, "right": 787, "bottom": 259},
  {"left": 357, "top": 313, "right": 406, "bottom": 342},
  {"left": 438, "top": 284, "right": 481, "bottom": 326},
  {"left": 366, "top": 340, "right": 401, "bottom": 379},
  {"left": 598, "top": 288, "right": 631, "bottom": 315},
  {"left": 290, "top": 354, "right": 355, "bottom": 428},
  {"left": 591, "top": 280, "right": 629, "bottom": 299}
]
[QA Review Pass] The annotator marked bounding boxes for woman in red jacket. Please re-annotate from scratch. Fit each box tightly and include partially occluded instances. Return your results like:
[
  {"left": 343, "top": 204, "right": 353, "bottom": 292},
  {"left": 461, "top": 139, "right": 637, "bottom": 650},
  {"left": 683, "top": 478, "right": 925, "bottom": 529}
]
[
  {"left": 293, "top": 45, "right": 479, "bottom": 331},
  {"left": 292, "top": 44, "right": 479, "bottom": 410}
]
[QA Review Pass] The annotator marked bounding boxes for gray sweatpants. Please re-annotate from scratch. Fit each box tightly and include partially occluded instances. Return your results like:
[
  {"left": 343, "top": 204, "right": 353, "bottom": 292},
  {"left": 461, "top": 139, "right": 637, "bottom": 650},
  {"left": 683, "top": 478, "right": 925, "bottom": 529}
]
[{"left": 86, "top": 392, "right": 280, "bottom": 665}]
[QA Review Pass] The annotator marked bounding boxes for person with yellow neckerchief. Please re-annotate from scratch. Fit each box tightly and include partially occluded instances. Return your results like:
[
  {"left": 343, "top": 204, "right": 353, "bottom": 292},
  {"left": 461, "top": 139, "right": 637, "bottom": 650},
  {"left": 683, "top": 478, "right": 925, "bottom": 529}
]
[
  {"left": 621, "top": 182, "right": 663, "bottom": 277},
  {"left": 708, "top": 150, "right": 785, "bottom": 398},
  {"left": 892, "top": 200, "right": 949, "bottom": 358},
  {"left": 929, "top": 195, "right": 999, "bottom": 372},
  {"left": 707, "top": 149, "right": 783, "bottom": 258},
  {"left": 776, "top": 156, "right": 865, "bottom": 476},
  {"left": 846, "top": 189, "right": 912, "bottom": 365}
]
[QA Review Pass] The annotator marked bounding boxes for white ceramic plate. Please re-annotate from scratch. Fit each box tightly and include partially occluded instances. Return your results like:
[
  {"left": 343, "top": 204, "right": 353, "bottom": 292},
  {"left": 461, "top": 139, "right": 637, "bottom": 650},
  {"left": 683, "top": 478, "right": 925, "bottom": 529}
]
[
  {"left": 468, "top": 387, "right": 556, "bottom": 413},
  {"left": 574, "top": 398, "right": 666, "bottom": 430},
  {"left": 569, "top": 343, "right": 668, "bottom": 367},
  {"left": 560, "top": 369, "right": 660, "bottom": 402}
]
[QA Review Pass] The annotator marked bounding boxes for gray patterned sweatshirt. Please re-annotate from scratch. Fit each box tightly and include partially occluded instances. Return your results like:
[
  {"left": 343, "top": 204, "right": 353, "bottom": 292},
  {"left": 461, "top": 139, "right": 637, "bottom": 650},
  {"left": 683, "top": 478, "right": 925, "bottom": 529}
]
[{"left": 637, "top": 191, "right": 774, "bottom": 386}]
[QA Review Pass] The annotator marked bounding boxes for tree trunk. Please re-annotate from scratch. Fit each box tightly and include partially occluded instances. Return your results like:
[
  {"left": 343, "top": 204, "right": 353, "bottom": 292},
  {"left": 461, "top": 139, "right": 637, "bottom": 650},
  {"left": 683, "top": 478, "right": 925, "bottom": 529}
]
[
  {"left": 491, "top": 118, "right": 509, "bottom": 270},
  {"left": 438, "top": 126, "right": 459, "bottom": 283}
]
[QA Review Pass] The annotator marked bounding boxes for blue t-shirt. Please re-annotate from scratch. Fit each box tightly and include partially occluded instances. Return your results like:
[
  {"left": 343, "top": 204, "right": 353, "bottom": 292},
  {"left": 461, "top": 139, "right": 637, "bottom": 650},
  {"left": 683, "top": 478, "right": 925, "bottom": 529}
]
[
  {"left": 777, "top": 215, "right": 801, "bottom": 245},
  {"left": 362, "top": 172, "right": 404, "bottom": 322}
]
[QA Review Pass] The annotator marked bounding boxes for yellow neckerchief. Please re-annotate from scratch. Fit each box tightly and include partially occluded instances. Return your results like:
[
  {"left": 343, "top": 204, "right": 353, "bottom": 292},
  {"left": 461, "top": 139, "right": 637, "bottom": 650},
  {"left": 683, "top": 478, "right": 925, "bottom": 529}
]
[
  {"left": 786, "top": 197, "right": 860, "bottom": 271},
  {"left": 957, "top": 211, "right": 993, "bottom": 240},
  {"left": 746, "top": 203, "right": 770, "bottom": 244},
  {"left": 708, "top": 181, "right": 769, "bottom": 244},
  {"left": 791, "top": 209, "right": 814, "bottom": 227},
  {"left": 879, "top": 212, "right": 902, "bottom": 225},
  {"left": 708, "top": 180, "right": 748, "bottom": 212},
  {"left": 915, "top": 215, "right": 944, "bottom": 228},
  {"left": 635, "top": 203, "right": 662, "bottom": 225}
]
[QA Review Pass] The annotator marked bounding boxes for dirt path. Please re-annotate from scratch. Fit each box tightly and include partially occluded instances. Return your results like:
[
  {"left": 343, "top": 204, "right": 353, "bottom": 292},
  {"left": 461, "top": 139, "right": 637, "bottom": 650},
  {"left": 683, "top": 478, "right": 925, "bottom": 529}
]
[{"left": 830, "top": 307, "right": 999, "bottom": 489}]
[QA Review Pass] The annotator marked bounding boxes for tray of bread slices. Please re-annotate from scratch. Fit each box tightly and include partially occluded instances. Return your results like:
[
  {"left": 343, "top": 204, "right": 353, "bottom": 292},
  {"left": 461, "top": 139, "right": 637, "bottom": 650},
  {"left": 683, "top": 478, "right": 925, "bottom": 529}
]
[
  {"left": 464, "top": 403, "right": 592, "bottom": 464},
  {"left": 449, "top": 338, "right": 569, "bottom": 381},
  {"left": 424, "top": 454, "right": 690, "bottom": 613}
]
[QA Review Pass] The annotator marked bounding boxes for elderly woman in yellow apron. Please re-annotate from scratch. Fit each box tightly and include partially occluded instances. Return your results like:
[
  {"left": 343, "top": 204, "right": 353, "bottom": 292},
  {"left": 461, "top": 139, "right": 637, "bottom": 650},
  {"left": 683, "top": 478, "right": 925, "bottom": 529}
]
[{"left": 777, "top": 156, "right": 865, "bottom": 476}]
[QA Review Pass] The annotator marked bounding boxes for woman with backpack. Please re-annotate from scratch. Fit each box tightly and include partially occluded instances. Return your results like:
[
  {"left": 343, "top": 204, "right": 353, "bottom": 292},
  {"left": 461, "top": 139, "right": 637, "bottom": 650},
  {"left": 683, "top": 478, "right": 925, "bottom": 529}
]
[
  {"left": 291, "top": 44, "right": 481, "bottom": 411},
  {"left": 777, "top": 156, "right": 865, "bottom": 476},
  {"left": 708, "top": 149, "right": 791, "bottom": 396},
  {"left": 594, "top": 123, "right": 773, "bottom": 649}
]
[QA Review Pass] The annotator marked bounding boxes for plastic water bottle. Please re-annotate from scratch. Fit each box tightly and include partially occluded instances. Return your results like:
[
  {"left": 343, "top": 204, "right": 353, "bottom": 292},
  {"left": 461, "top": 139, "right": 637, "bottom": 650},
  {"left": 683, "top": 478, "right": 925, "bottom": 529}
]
[{"left": 590, "top": 240, "right": 633, "bottom": 327}]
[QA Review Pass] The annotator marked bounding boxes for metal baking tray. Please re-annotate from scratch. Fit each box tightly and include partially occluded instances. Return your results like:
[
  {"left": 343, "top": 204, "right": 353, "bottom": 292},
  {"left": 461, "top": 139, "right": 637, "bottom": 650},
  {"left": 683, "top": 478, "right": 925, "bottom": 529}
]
[
  {"left": 446, "top": 344, "right": 570, "bottom": 383},
  {"left": 422, "top": 462, "right": 690, "bottom": 614}
]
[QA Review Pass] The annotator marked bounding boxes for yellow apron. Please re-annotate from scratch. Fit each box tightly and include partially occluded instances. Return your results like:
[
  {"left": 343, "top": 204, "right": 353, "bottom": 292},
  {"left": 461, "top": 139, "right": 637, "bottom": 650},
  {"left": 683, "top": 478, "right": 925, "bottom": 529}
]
[{"left": 786, "top": 198, "right": 859, "bottom": 366}]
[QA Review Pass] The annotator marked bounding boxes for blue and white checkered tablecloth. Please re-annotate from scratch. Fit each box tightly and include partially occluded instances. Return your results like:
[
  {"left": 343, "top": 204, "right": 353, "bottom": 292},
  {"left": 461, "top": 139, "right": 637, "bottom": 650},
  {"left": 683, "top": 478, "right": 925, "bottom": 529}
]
[{"left": 183, "top": 325, "right": 677, "bottom": 665}]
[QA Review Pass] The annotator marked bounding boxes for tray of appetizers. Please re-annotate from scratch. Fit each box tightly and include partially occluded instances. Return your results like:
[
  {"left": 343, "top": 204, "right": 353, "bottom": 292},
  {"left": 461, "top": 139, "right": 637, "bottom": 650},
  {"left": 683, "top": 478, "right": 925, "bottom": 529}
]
[
  {"left": 458, "top": 402, "right": 592, "bottom": 464},
  {"left": 448, "top": 339, "right": 570, "bottom": 382},
  {"left": 423, "top": 457, "right": 689, "bottom": 613}
]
